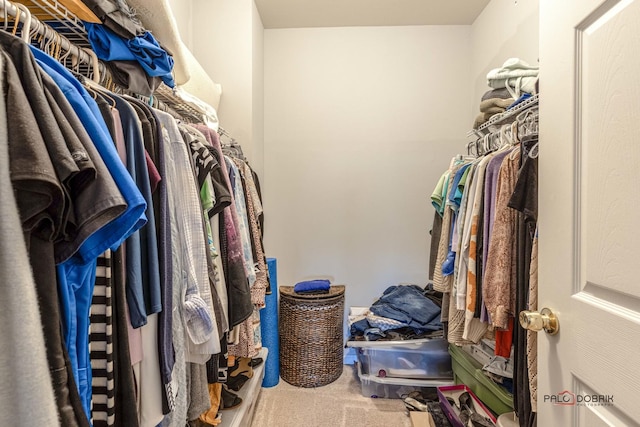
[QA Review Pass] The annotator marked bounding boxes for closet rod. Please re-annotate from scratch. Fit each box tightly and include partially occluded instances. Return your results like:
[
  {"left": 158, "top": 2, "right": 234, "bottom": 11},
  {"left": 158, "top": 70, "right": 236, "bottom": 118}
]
[
  {"left": 154, "top": 83, "right": 217, "bottom": 125},
  {"left": 218, "top": 126, "right": 238, "bottom": 146},
  {"left": 0, "top": 0, "right": 100, "bottom": 82}
]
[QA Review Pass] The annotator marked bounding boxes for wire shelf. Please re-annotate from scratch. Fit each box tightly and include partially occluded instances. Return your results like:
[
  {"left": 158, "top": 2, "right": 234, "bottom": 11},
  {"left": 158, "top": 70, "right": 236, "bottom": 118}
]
[
  {"left": 12, "top": 0, "right": 219, "bottom": 126},
  {"left": 154, "top": 83, "right": 209, "bottom": 123},
  {"left": 20, "top": 0, "right": 90, "bottom": 46},
  {"left": 468, "top": 93, "right": 539, "bottom": 139}
]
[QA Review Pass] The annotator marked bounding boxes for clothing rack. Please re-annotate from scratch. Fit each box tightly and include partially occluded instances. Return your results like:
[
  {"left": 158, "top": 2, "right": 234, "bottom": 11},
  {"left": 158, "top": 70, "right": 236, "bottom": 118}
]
[{"left": 0, "top": 0, "right": 100, "bottom": 81}]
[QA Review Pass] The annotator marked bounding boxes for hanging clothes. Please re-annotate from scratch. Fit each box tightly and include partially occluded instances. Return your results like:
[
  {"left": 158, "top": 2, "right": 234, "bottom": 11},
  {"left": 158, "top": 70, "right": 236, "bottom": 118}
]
[
  {"left": 508, "top": 135, "right": 538, "bottom": 427},
  {"left": 1, "top": 17, "right": 269, "bottom": 425},
  {"left": 0, "top": 52, "right": 60, "bottom": 427},
  {"left": 428, "top": 98, "right": 539, "bottom": 427}
]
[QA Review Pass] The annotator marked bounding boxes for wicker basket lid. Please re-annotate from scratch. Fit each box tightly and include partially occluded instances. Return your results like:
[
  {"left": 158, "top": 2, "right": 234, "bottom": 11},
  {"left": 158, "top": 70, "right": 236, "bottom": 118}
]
[{"left": 280, "top": 285, "right": 345, "bottom": 300}]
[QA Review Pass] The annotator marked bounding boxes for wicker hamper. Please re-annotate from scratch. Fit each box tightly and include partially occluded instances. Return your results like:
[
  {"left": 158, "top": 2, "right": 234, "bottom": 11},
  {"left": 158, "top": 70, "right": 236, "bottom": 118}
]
[{"left": 279, "top": 285, "right": 345, "bottom": 387}]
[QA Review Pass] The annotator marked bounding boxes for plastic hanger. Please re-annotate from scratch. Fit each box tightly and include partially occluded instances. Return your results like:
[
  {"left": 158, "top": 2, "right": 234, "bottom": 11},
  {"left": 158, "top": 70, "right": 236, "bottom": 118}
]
[
  {"left": 9, "top": 3, "right": 31, "bottom": 43},
  {"left": 466, "top": 140, "right": 477, "bottom": 157},
  {"left": 10, "top": 5, "right": 20, "bottom": 37},
  {"left": 2, "top": 0, "right": 8, "bottom": 32}
]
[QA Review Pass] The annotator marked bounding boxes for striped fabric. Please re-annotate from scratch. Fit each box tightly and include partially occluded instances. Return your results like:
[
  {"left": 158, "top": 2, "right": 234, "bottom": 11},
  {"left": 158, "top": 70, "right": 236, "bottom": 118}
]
[
  {"left": 188, "top": 136, "right": 217, "bottom": 189},
  {"left": 90, "top": 250, "right": 115, "bottom": 427}
]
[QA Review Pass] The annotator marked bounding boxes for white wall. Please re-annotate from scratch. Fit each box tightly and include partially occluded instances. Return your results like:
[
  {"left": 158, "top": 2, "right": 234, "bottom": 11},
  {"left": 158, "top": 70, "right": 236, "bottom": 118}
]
[
  {"left": 167, "top": 0, "right": 193, "bottom": 50},
  {"left": 264, "top": 26, "right": 472, "bottom": 317},
  {"left": 191, "top": 0, "right": 259, "bottom": 165},
  {"left": 180, "top": 0, "right": 538, "bottom": 347},
  {"left": 470, "top": 0, "right": 539, "bottom": 111},
  {"left": 252, "top": 3, "right": 265, "bottom": 179}
]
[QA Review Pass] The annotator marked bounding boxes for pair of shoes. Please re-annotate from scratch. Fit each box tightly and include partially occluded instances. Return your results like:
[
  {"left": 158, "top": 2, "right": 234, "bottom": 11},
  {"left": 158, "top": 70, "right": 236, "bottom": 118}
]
[
  {"left": 403, "top": 396, "right": 428, "bottom": 412},
  {"left": 226, "top": 357, "right": 254, "bottom": 391},
  {"left": 219, "top": 386, "right": 242, "bottom": 411}
]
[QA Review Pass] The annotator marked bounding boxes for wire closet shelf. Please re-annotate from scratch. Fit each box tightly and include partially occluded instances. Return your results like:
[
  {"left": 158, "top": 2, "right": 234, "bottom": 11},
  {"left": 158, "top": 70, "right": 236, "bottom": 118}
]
[
  {"left": 468, "top": 93, "right": 540, "bottom": 139},
  {"left": 5, "top": 0, "right": 219, "bottom": 125}
]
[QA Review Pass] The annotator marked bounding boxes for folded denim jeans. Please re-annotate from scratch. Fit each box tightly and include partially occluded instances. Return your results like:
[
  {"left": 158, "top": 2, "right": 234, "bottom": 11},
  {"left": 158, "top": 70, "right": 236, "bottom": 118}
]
[{"left": 370, "top": 285, "right": 442, "bottom": 332}]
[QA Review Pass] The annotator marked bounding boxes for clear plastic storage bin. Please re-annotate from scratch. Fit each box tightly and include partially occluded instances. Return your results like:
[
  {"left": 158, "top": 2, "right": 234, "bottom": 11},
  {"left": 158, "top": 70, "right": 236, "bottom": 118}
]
[
  {"left": 348, "top": 338, "right": 453, "bottom": 380},
  {"left": 357, "top": 361, "right": 454, "bottom": 399}
]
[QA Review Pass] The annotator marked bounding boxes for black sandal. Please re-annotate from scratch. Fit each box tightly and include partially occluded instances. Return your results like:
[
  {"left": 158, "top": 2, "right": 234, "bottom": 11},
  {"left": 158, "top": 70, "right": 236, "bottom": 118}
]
[
  {"left": 226, "top": 357, "right": 254, "bottom": 391},
  {"left": 219, "top": 386, "right": 242, "bottom": 411}
]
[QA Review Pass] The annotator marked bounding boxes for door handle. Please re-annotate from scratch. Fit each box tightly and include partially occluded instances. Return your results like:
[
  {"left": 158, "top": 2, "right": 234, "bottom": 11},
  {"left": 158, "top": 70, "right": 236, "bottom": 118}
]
[{"left": 519, "top": 307, "right": 559, "bottom": 335}]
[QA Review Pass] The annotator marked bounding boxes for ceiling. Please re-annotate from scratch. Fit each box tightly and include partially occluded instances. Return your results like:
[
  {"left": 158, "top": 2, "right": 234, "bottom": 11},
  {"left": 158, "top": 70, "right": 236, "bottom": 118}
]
[{"left": 254, "top": 0, "right": 492, "bottom": 29}]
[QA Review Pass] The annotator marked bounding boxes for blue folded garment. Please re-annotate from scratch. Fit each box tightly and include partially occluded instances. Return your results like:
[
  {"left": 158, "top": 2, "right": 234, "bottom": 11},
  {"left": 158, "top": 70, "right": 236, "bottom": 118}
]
[
  {"left": 293, "top": 279, "right": 331, "bottom": 293},
  {"left": 369, "top": 285, "right": 442, "bottom": 333},
  {"left": 128, "top": 32, "right": 175, "bottom": 87},
  {"left": 84, "top": 22, "right": 175, "bottom": 87}
]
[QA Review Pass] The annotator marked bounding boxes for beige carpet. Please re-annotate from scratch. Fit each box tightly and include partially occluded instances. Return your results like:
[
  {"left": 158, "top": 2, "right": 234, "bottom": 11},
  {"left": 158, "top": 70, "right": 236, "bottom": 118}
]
[{"left": 250, "top": 365, "right": 412, "bottom": 427}]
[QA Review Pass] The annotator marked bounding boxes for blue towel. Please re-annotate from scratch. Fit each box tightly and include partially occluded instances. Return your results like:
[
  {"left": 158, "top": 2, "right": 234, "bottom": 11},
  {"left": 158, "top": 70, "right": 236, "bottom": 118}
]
[
  {"left": 294, "top": 279, "right": 331, "bottom": 293},
  {"left": 84, "top": 22, "right": 175, "bottom": 87}
]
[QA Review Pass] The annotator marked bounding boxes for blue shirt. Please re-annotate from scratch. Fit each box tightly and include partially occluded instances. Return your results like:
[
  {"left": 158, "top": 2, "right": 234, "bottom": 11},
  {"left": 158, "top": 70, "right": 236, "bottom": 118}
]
[
  {"left": 32, "top": 47, "right": 147, "bottom": 258},
  {"left": 113, "top": 94, "right": 162, "bottom": 328}
]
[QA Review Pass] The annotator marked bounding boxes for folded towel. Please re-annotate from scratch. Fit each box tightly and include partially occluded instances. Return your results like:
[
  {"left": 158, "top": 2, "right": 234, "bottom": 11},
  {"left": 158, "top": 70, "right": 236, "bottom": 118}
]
[
  {"left": 481, "top": 87, "right": 512, "bottom": 101},
  {"left": 473, "top": 112, "right": 499, "bottom": 129},
  {"left": 487, "top": 58, "right": 539, "bottom": 81},
  {"left": 487, "top": 58, "right": 539, "bottom": 98},
  {"left": 480, "top": 98, "right": 514, "bottom": 113},
  {"left": 294, "top": 279, "right": 331, "bottom": 293},
  {"left": 489, "top": 76, "right": 538, "bottom": 99},
  {"left": 481, "top": 106, "right": 507, "bottom": 115},
  {"left": 502, "top": 57, "right": 539, "bottom": 70}
]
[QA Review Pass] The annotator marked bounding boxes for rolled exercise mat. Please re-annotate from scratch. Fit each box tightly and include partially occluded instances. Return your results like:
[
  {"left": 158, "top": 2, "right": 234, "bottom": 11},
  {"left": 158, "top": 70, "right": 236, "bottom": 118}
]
[{"left": 260, "top": 258, "right": 280, "bottom": 387}]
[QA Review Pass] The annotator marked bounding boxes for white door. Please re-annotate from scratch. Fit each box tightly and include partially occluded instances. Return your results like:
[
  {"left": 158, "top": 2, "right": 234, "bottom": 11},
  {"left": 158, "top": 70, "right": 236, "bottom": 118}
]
[{"left": 538, "top": 0, "right": 640, "bottom": 425}]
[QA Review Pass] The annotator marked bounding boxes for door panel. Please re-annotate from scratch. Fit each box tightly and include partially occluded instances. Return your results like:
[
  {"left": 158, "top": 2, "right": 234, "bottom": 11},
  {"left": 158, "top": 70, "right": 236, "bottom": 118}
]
[
  {"left": 579, "top": 0, "right": 640, "bottom": 297},
  {"left": 539, "top": 0, "right": 640, "bottom": 425}
]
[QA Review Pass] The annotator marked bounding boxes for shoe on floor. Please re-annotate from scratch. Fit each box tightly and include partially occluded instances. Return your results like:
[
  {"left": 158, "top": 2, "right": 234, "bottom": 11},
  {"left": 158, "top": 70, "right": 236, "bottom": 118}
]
[
  {"left": 219, "top": 386, "right": 242, "bottom": 411},
  {"left": 226, "top": 357, "right": 254, "bottom": 391}
]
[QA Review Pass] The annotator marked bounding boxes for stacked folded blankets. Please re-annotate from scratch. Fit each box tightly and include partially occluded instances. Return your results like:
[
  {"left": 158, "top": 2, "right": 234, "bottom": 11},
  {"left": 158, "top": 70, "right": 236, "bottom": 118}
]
[
  {"left": 487, "top": 57, "right": 538, "bottom": 98},
  {"left": 473, "top": 88, "right": 514, "bottom": 129},
  {"left": 473, "top": 58, "right": 539, "bottom": 129}
]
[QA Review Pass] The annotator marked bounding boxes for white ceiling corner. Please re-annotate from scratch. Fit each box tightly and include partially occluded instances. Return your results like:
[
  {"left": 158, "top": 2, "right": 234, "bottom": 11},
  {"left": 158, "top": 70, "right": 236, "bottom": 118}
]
[{"left": 254, "top": 0, "right": 491, "bottom": 29}]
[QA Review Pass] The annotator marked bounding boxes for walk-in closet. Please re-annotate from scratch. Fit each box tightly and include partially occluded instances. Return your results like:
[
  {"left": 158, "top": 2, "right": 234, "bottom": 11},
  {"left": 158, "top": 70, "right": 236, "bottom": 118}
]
[{"left": 1, "top": 1, "right": 638, "bottom": 427}]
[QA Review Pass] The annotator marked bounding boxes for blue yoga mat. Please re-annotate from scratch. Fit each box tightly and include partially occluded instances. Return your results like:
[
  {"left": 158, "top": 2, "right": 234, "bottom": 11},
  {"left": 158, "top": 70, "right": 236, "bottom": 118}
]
[{"left": 260, "top": 258, "right": 280, "bottom": 387}]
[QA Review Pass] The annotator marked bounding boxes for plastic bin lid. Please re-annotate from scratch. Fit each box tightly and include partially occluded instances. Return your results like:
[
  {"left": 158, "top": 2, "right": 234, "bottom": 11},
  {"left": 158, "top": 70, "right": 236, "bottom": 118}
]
[{"left": 346, "top": 336, "right": 446, "bottom": 348}]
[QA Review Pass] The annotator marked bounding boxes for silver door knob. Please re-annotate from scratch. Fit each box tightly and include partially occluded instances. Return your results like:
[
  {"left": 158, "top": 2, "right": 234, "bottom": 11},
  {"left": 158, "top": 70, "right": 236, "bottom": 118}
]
[{"left": 519, "top": 307, "right": 559, "bottom": 335}]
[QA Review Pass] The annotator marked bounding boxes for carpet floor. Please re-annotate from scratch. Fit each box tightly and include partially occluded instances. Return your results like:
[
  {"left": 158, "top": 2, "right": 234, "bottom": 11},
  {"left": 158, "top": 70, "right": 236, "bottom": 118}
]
[{"left": 250, "top": 364, "right": 412, "bottom": 427}]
